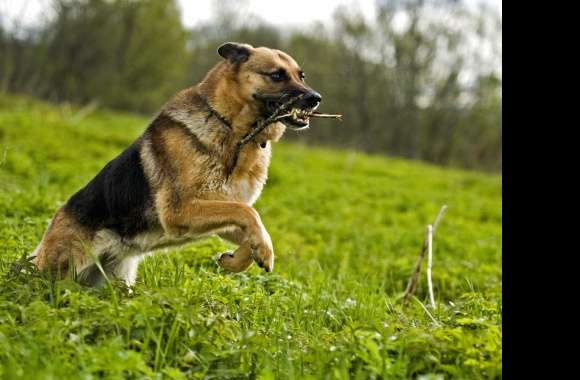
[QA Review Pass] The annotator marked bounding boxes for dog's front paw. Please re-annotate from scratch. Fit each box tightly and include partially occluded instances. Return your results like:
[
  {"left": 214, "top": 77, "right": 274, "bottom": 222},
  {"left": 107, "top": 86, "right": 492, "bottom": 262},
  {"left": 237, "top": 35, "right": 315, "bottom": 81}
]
[
  {"left": 217, "top": 251, "right": 235, "bottom": 270},
  {"left": 217, "top": 250, "right": 253, "bottom": 273},
  {"left": 251, "top": 242, "right": 274, "bottom": 273}
]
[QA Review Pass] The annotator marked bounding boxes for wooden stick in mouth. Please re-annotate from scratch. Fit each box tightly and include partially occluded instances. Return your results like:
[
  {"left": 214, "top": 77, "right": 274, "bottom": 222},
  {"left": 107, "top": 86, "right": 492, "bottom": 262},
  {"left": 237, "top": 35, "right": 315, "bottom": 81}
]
[
  {"left": 309, "top": 112, "right": 343, "bottom": 120},
  {"left": 227, "top": 96, "right": 343, "bottom": 176},
  {"left": 276, "top": 109, "right": 343, "bottom": 122}
]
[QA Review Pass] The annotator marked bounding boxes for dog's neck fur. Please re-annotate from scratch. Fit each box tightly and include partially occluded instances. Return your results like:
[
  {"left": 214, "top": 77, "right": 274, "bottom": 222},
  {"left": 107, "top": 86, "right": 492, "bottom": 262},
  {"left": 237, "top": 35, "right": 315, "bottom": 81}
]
[
  {"left": 162, "top": 59, "right": 286, "bottom": 160},
  {"left": 199, "top": 61, "right": 259, "bottom": 135}
]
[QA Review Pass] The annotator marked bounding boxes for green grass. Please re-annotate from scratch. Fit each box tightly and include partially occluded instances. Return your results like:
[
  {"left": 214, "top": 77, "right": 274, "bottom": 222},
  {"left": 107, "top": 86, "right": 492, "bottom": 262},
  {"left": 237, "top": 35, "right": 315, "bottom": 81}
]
[{"left": 0, "top": 94, "right": 502, "bottom": 379}]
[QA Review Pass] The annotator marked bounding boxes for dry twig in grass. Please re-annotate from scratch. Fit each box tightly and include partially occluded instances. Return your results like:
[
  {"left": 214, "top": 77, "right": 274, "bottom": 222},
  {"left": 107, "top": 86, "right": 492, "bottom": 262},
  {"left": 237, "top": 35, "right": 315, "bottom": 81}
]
[
  {"left": 401, "top": 205, "right": 448, "bottom": 306},
  {"left": 426, "top": 224, "right": 435, "bottom": 308}
]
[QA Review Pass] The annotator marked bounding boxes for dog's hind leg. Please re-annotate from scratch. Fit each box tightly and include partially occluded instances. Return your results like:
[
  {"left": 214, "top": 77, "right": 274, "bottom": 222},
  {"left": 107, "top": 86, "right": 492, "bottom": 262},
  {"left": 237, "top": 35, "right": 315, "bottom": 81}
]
[
  {"left": 33, "top": 207, "right": 94, "bottom": 280},
  {"left": 111, "top": 256, "right": 142, "bottom": 287},
  {"left": 76, "top": 252, "right": 115, "bottom": 287},
  {"left": 77, "top": 253, "right": 141, "bottom": 288},
  {"left": 76, "top": 262, "right": 107, "bottom": 287}
]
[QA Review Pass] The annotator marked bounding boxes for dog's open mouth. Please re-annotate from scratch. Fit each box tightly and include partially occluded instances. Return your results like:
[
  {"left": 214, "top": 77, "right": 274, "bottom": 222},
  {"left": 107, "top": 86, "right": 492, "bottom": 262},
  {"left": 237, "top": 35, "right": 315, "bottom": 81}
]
[{"left": 265, "top": 99, "right": 311, "bottom": 130}]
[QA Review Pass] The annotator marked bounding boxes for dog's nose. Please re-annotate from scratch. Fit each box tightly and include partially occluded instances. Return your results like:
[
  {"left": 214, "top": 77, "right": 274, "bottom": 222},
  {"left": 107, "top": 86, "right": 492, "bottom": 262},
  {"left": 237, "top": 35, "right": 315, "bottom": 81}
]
[{"left": 303, "top": 91, "right": 322, "bottom": 108}]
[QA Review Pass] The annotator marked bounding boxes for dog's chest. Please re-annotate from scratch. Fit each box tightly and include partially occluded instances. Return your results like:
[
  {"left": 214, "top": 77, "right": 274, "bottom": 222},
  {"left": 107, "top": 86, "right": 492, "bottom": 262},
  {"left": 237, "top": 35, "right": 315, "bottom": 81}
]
[
  {"left": 221, "top": 145, "right": 270, "bottom": 205},
  {"left": 223, "top": 176, "right": 264, "bottom": 205}
]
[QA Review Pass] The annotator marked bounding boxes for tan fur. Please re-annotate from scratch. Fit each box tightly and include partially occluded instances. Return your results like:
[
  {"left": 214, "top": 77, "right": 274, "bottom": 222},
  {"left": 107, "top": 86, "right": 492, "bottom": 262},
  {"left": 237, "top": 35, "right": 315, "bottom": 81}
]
[
  {"left": 32, "top": 43, "right": 318, "bottom": 286},
  {"left": 33, "top": 208, "right": 93, "bottom": 278}
]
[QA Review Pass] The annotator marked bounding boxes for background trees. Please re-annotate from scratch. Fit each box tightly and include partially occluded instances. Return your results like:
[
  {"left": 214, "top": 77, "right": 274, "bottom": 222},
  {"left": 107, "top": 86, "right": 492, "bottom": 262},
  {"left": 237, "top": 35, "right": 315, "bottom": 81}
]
[
  {"left": 1, "top": 0, "right": 188, "bottom": 112},
  {"left": 0, "top": 0, "right": 501, "bottom": 171}
]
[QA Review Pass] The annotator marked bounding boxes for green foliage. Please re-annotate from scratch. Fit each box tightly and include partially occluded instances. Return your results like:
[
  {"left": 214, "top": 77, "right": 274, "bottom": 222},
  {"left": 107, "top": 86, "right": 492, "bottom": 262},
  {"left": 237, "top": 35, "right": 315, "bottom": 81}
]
[
  {"left": 1, "top": 0, "right": 188, "bottom": 113},
  {"left": 0, "top": 0, "right": 501, "bottom": 171},
  {"left": 0, "top": 95, "right": 501, "bottom": 378},
  {"left": 186, "top": 2, "right": 502, "bottom": 172}
]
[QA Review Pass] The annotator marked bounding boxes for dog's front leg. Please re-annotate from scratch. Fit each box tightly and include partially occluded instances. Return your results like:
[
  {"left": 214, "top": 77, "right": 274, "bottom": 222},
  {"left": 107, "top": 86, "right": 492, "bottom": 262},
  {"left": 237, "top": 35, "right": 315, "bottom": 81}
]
[{"left": 159, "top": 200, "right": 274, "bottom": 272}]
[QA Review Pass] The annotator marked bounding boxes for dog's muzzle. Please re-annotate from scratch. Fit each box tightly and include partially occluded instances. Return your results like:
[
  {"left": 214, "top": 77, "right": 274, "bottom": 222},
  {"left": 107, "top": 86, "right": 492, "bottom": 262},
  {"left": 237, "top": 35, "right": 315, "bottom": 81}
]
[{"left": 254, "top": 91, "right": 322, "bottom": 130}]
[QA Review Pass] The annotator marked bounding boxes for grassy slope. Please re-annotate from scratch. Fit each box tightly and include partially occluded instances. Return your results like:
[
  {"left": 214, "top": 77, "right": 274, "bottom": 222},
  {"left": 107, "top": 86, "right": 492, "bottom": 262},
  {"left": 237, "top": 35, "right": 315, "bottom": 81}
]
[{"left": 0, "top": 95, "right": 502, "bottom": 379}]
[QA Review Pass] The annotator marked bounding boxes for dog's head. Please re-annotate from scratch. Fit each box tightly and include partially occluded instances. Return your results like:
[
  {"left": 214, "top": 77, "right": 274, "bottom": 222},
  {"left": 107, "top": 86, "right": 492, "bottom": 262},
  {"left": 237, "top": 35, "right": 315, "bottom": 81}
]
[{"left": 214, "top": 42, "right": 322, "bottom": 130}]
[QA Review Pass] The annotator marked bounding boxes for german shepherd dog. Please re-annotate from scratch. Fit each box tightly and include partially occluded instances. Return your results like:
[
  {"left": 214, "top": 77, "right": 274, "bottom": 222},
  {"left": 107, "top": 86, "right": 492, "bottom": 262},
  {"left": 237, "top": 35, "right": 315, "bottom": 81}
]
[{"left": 30, "top": 42, "right": 322, "bottom": 287}]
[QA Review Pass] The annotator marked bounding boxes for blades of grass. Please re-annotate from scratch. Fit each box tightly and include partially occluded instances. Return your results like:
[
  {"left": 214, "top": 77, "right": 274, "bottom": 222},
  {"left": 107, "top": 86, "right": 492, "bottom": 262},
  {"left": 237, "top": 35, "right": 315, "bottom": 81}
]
[
  {"left": 153, "top": 321, "right": 166, "bottom": 372},
  {"left": 412, "top": 296, "right": 440, "bottom": 327},
  {"left": 162, "top": 314, "right": 182, "bottom": 367},
  {"left": 90, "top": 252, "right": 119, "bottom": 314}
]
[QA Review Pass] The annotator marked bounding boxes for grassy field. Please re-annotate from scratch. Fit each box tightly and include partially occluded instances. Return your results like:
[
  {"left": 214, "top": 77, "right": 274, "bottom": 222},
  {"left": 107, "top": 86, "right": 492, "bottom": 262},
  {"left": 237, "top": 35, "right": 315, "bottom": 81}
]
[{"left": 0, "top": 95, "right": 502, "bottom": 379}]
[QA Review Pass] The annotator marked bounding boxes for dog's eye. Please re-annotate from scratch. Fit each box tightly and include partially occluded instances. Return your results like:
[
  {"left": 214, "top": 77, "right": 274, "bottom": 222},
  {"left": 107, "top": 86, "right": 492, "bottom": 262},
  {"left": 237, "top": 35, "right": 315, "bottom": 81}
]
[
  {"left": 268, "top": 70, "right": 287, "bottom": 82},
  {"left": 299, "top": 71, "right": 305, "bottom": 81}
]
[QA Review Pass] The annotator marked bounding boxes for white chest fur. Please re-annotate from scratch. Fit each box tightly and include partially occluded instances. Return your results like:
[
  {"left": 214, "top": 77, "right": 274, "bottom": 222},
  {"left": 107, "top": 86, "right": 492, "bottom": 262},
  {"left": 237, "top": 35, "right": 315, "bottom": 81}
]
[
  {"left": 222, "top": 176, "right": 265, "bottom": 205},
  {"left": 221, "top": 143, "right": 271, "bottom": 205}
]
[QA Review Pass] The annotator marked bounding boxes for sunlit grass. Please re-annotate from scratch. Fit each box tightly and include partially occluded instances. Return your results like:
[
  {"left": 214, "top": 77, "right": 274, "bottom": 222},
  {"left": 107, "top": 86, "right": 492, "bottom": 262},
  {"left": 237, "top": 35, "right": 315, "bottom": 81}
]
[{"left": 0, "top": 94, "right": 501, "bottom": 379}]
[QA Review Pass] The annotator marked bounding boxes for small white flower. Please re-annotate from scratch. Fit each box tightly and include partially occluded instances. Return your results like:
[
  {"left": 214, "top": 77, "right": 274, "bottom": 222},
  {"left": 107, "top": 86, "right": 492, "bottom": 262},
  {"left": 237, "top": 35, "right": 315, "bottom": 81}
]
[
  {"left": 184, "top": 351, "right": 197, "bottom": 363},
  {"left": 344, "top": 298, "right": 357, "bottom": 308}
]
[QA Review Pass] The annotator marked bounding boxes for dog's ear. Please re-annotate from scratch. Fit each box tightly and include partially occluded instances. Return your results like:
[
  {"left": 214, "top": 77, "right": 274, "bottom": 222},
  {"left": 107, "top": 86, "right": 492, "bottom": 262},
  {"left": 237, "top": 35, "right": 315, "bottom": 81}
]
[{"left": 217, "top": 42, "right": 251, "bottom": 64}]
